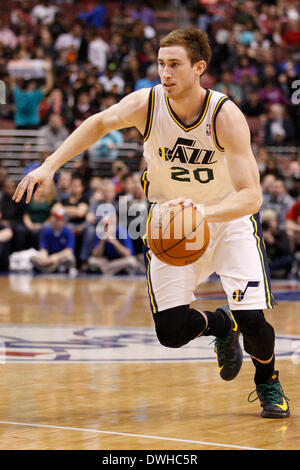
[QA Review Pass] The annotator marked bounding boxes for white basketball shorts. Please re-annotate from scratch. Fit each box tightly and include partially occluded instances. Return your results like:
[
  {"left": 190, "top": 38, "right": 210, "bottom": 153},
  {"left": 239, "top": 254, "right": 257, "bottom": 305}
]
[{"left": 144, "top": 213, "right": 275, "bottom": 313}]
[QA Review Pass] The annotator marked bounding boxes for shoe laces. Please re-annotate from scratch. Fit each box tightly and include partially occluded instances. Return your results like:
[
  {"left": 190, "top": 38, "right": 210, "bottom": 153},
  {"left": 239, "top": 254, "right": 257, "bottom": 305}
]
[
  {"left": 212, "top": 336, "right": 231, "bottom": 362},
  {"left": 248, "top": 382, "right": 289, "bottom": 404}
]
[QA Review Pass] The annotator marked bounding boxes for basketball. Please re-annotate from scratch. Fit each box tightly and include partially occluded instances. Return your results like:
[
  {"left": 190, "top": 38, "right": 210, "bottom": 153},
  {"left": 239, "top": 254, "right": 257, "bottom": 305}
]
[{"left": 147, "top": 204, "right": 210, "bottom": 266}]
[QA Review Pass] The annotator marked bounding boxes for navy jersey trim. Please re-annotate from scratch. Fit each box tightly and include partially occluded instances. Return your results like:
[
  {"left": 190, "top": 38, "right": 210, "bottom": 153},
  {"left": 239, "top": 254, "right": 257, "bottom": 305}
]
[
  {"left": 144, "top": 87, "right": 156, "bottom": 141},
  {"left": 165, "top": 88, "right": 212, "bottom": 132},
  {"left": 211, "top": 96, "right": 229, "bottom": 152}
]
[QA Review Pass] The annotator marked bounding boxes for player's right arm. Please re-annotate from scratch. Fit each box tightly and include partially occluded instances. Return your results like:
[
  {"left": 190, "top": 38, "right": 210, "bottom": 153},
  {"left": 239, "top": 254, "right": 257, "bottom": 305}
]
[{"left": 13, "top": 89, "right": 149, "bottom": 204}]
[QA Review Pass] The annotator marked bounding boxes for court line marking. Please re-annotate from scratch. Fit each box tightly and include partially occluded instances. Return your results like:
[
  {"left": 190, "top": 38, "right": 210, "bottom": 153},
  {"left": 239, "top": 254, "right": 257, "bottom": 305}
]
[{"left": 0, "top": 420, "right": 265, "bottom": 450}]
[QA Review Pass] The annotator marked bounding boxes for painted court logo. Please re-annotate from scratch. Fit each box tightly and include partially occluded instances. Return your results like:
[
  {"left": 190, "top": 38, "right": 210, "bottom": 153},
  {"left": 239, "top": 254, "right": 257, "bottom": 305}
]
[
  {"left": 0, "top": 325, "right": 297, "bottom": 363},
  {"left": 232, "top": 281, "right": 260, "bottom": 302}
]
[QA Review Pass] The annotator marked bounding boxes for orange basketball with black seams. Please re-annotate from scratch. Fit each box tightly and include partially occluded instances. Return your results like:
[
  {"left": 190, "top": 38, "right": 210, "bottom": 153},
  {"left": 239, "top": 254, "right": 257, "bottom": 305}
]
[{"left": 147, "top": 204, "right": 210, "bottom": 266}]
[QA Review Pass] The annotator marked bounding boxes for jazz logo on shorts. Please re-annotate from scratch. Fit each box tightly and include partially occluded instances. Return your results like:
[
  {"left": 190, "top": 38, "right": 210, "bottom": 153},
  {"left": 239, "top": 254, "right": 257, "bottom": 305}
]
[{"left": 232, "top": 281, "right": 260, "bottom": 302}]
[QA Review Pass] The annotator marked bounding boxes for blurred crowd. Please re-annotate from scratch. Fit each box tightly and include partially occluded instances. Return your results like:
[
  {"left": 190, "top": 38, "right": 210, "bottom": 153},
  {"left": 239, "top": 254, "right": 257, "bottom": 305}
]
[{"left": 0, "top": 0, "right": 299, "bottom": 278}]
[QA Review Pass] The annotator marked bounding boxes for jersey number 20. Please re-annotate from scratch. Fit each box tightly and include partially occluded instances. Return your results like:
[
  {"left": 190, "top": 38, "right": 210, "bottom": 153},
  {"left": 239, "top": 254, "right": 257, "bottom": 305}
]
[{"left": 170, "top": 166, "right": 214, "bottom": 184}]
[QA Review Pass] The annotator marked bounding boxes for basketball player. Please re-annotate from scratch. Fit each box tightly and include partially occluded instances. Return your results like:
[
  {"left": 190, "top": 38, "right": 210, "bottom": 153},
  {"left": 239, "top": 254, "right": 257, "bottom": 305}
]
[{"left": 13, "top": 29, "right": 289, "bottom": 418}]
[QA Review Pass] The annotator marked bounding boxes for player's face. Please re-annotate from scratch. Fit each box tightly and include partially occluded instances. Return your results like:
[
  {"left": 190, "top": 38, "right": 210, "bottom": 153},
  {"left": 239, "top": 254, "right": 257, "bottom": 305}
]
[{"left": 158, "top": 46, "right": 205, "bottom": 99}]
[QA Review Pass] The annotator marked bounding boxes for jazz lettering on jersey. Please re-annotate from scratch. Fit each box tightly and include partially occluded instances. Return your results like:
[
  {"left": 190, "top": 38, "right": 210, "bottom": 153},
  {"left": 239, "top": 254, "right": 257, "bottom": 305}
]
[{"left": 159, "top": 137, "right": 217, "bottom": 165}]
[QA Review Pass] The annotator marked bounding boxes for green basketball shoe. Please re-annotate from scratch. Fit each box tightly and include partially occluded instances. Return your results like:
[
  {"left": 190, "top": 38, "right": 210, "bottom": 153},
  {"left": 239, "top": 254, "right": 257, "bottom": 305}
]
[
  {"left": 248, "top": 371, "right": 290, "bottom": 418},
  {"left": 213, "top": 305, "right": 243, "bottom": 381}
]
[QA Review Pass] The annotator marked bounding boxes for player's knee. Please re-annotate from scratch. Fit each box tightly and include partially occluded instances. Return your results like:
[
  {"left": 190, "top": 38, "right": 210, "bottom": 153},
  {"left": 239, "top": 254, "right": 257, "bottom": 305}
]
[
  {"left": 233, "top": 309, "right": 275, "bottom": 359},
  {"left": 233, "top": 309, "right": 267, "bottom": 336},
  {"left": 154, "top": 305, "right": 189, "bottom": 349}
]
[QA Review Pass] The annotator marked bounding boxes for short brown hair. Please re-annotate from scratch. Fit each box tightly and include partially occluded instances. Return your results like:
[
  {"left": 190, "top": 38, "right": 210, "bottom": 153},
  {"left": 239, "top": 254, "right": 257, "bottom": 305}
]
[{"left": 159, "top": 28, "right": 212, "bottom": 66}]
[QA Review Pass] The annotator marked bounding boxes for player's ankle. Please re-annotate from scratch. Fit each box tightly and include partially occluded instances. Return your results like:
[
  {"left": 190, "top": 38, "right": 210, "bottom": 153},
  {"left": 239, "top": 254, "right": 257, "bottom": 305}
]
[{"left": 203, "top": 309, "right": 231, "bottom": 337}]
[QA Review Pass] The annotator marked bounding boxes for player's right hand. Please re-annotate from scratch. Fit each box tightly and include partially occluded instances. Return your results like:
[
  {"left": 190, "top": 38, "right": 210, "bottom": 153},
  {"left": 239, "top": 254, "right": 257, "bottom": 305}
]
[
  {"left": 162, "top": 198, "right": 196, "bottom": 208},
  {"left": 12, "top": 164, "right": 54, "bottom": 204}
]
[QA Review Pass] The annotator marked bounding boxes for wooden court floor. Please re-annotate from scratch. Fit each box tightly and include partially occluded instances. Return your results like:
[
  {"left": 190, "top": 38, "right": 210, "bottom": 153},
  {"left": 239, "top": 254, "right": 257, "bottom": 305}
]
[{"left": 0, "top": 274, "right": 299, "bottom": 450}]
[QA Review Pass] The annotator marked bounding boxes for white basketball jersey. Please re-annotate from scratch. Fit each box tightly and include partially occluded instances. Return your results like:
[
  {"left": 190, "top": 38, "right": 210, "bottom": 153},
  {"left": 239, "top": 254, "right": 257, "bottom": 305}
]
[{"left": 142, "top": 84, "right": 235, "bottom": 206}]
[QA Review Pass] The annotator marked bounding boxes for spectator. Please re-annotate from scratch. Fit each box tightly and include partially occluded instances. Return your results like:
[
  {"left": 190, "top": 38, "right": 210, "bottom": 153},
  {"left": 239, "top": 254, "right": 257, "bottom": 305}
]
[
  {"left": 285, "top": 198, "right": 300, "bottom": 253},
  {"left": 285, "top": 198, "right": 300, "bottom": 277},
  {"left": 111, "top": 160, "right": 130, "bottom": 193},
  {"left": 88, "top": 176, "right": 103, "bottom": 195},
  {"left": 233, "top": 55, "right": 257, "bottom": 85},
  {"left": 10, "top": 1, "right": 34, "bottom": 27},
  {"left": 49, "top": 11, "right": 67, "bottom": 41},
  {"left": 72, "top": 91, "right": 97, "bottom": 128},
  {"left": 282, "top": 17, "right": 300, "bottom": 47},
  {"left": 118, "top": 172, "right": 135, "bottom": 198},
  {"left": 87, "top": 214, "right": 139, "bottom": 275},
  {"left": 0, "top": 211, "right": 13, "bottom": 272},
  {"left": 78, "top": 2, "right": 106, "bottom": 28},
  {"left": 71, "top": 154, "right": 93, "bottom": 195},
  {"left": 89, "top": 130, "right": 124, "bottom": 161},
  {"left": 108, "top": 32, "right": 127, "bottom": 69},
  {"left": 31, "top": 208, "right": 76, "bottom": 274},
  {"left": 241, "top": 88, "right": 265, "bottom": 117},
  {"left": 23, "top": 182, "right": 56, "bottom": 249},
  {"left": 0, "top": 180, "right": 27, "bottom": 252},
  {"left": 128, "top": 2, "right": 155, "bottom": 26},
  {"left": 87, "top": 28, "right": 110, "bottom": 72},
  {"left": 38, "top": 26, "right": 55, "bottom": 60},
  {"left": 98, "top": 62, "right": 125, "bottom": 95},
  {"left": 54, "top": 23, "right": 83, "bottom": 51},
  {"left": 215, "top": 69, "right": 244, "bottom": 105},
  {"left": 79, "top": 179, "right": 117, "bottom": 268},
  {"left": 129, "top": 172, "right": 149, "bottom": 269},
  {"left": 134, "top": 63, "right": 159, "bottom": 91},
  {"left": 40, "top": 88, "right": 71, "bottom": 126},
  {"left": 261, "top": 173, "right": 276, "bottom": 202},
  {"left": 0, "top": 19, "right": 18, "bottom": 49},
  {"left": 122, "top": 52, "right": 142, "bottom": 91},
  {"left": 259, "top": 81, "right": 288, "bottom": 107},
  {"left": 31, "top": 0, "right": 59, "bottom": 26},
  {"left": 261, "top": 209, "right": 292, "bottom": 279},
  {"left": 23, "top": 151, "right": 49, "bottom": 176},
  {"left": 0, "top": 166, "right": 8, "bottom": 193},
  {"left": 284, "top": 161, "right": 300, "bottom": 198},
  {"left": 55, "top": 171, "right": 72, "bottom": 202},
  {"left": 264, "top": 104, "right": 296, "bottom": 146},
  {"left": 261, "top": 178, "right": 295, "bottom": 230},
  {"left": 117, "top": 172, "right": 138, "bottom": 244},
  {"left": 39, "top": 113, "right": 69, "bottom": 153},
  {"left": 255, "top": 147, "right": 269, "bottom": 176},
  {"left": 97, "top": 179, "right": 118, "bottom": 212},
  {"left": 260, "top": 157, "right": 284, "bottom": 180},
  {"left": 59, "top": 175, "right": 88, "bottom": 229},
  {"left": 85, "top": 182, "right": 105, "bottom": 229},
  {"left": 11, "top": 61, "right": 54, "bottom": 129}
]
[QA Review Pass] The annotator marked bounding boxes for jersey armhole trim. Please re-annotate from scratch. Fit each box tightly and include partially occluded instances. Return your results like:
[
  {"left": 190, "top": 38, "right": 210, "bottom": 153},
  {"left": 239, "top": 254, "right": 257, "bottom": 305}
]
[
  {"left": 212, "top": 96, "right": 229, "bottom": 152},
  {"left": 143, "top": 87, "right": 155, "bottom": 141},
  {"left": 141, "top": 169, "right": 149, "bottom": 198}
]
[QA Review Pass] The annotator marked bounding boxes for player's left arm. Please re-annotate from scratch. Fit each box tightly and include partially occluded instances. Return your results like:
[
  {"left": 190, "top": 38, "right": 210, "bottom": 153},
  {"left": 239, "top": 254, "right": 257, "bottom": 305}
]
[{"left": 204, "top": 100, "right": 262, "bottom": 223}]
